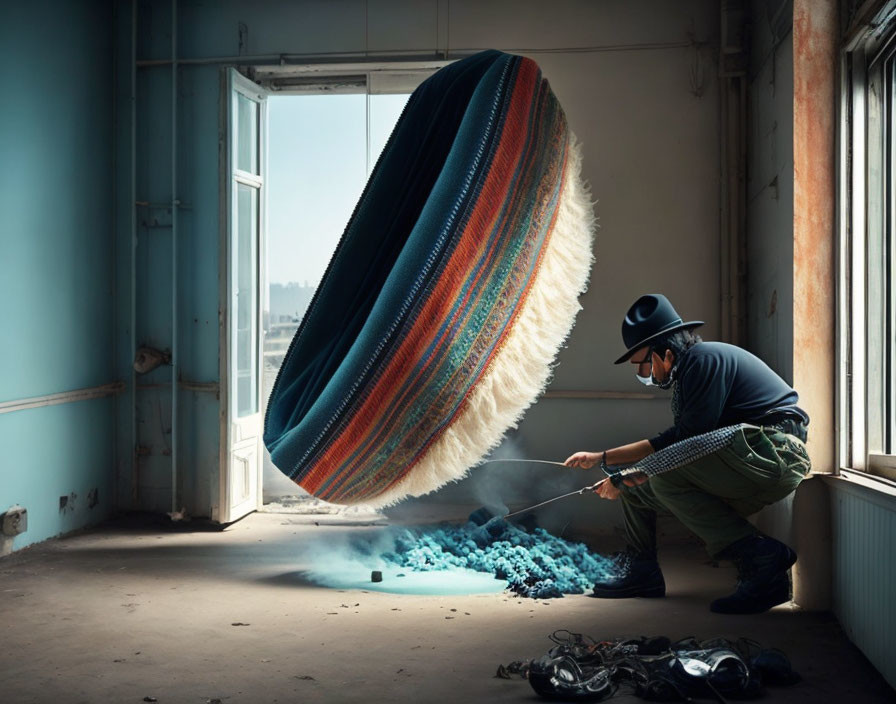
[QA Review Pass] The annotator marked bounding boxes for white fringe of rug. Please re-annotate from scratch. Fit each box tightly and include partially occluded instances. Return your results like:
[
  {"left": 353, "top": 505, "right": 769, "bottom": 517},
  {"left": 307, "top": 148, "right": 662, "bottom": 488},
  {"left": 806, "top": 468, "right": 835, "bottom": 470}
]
[{"left": 363, "top": 134, "right": 596, "bottom": 508}]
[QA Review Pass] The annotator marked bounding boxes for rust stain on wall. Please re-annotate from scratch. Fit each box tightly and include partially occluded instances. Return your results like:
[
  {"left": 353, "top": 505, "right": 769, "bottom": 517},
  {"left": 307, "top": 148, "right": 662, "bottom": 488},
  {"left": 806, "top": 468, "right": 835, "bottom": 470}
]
[{"left": 792, "top": 0, "right": 836, "bottom": 475}]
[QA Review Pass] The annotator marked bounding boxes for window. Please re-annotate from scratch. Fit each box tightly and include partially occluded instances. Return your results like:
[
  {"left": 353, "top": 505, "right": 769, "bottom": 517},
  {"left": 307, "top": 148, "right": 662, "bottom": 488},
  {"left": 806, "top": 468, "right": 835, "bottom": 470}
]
[
  {"left": 841, "top": 3, "right": 896, "bottom": 480},
  {"left": 262, "top": 90, "right": 412, "bottom": 385}
]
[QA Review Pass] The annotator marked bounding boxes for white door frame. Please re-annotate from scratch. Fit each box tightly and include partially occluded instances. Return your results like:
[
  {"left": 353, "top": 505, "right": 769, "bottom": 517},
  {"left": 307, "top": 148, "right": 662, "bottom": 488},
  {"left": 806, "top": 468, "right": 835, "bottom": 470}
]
[{"left": 216, "top": 68, "right": 266, "bottom": 523}]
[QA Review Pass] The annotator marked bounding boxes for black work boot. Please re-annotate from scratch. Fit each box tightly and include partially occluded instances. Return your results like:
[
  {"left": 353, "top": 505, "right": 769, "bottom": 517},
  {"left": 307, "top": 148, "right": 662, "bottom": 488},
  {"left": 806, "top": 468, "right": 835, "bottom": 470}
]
[
  {"left": 710, "top": 535, "right": 797, "bottom": 614},
  {"left": 591, "top": 549, "right": 665, "bottom": 598}
]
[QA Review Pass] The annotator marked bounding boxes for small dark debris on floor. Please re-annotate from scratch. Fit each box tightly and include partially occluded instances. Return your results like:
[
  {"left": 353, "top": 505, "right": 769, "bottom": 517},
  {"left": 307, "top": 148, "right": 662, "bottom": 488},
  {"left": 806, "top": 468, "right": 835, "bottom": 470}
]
[
  {"left": 230, "top": 622, "right": 250, "bottom": 626},
  {"left": 295, "top": 675, "right": 315, "bottom": 681}
]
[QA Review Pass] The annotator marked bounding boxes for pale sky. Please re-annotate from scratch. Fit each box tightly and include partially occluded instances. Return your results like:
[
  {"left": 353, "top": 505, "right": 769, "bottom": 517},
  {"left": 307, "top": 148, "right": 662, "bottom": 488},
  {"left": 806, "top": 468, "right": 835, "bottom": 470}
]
[{"left": 266, "top": 93, "right": 410, "bottom": 286}]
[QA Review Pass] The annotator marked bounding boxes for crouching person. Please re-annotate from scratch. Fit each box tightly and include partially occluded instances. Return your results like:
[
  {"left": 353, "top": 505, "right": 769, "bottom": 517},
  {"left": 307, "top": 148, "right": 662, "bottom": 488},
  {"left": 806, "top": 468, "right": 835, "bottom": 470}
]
[{"left": 565, "top": 294, "right": 811, "bottom": 614}]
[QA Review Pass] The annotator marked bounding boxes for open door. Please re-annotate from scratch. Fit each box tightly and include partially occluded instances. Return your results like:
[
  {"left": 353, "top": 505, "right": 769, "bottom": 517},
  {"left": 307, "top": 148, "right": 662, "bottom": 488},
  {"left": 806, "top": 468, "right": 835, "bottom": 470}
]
[{"left": 218, "top": 69, "right": 266, "bottom": 523}]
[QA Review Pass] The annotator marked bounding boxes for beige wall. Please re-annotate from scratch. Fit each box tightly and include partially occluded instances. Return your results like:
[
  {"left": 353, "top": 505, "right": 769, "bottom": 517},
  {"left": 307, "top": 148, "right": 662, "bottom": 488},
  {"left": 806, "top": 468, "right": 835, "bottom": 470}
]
[{"left": 746, "top": 1, "right": 795, "bottom": 383}]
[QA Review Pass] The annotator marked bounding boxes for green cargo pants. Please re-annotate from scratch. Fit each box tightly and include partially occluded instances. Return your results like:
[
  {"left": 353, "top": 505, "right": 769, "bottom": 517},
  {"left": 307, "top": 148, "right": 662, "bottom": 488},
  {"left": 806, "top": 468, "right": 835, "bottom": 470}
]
[{"left": 621, "top": 426, "right": 812, "bottom": 558}]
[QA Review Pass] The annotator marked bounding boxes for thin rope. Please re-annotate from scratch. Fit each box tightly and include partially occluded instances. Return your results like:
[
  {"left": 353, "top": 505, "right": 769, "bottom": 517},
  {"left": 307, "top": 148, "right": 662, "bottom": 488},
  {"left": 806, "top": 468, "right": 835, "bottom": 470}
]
[
  {"left": 482, "top": 458, "right": 568, "bottom": 467},
  {"left": 503, "top": 481, "right": 602, "bottom": 519}
]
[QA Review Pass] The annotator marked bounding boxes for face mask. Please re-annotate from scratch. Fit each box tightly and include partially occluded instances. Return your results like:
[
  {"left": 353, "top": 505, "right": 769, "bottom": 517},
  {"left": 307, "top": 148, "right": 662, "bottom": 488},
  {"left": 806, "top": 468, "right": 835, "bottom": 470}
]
[{"left": 635, "top": 352, "right": 677, "bottom": 389}]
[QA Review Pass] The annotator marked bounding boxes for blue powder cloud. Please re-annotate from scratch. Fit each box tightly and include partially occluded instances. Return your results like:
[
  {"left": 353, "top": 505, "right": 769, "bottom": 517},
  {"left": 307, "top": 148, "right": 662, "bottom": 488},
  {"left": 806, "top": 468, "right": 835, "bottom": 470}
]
[{"left": 348, "top": 517, "right": 615, "bottom": 599}]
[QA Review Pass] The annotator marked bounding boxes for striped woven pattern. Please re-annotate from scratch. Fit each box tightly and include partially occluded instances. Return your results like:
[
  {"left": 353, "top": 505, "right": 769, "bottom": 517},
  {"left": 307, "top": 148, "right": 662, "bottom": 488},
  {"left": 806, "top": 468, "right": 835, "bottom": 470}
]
[{"left": 264, "top": 50, "right": 595, "bottom": 506}]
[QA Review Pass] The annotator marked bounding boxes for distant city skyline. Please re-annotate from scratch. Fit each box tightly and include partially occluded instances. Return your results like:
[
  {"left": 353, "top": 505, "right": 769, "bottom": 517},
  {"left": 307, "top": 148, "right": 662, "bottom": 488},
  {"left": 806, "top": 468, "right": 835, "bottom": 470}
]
[{"left": 268, "top": 281, "right": 315, "bottom": 323}]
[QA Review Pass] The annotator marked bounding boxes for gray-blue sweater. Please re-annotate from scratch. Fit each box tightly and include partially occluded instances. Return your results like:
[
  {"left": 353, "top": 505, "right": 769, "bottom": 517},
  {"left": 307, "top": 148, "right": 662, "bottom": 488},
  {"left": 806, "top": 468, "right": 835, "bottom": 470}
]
[{"left": 649, "top": 341, "right": 809, "bottom": 452}]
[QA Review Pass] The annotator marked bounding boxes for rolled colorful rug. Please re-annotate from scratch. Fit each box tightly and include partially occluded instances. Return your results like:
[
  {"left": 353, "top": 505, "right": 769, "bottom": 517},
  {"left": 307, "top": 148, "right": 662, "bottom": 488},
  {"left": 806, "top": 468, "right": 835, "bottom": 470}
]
[{"left": 264, "top": 50, "right": 595, "bottom": 506}]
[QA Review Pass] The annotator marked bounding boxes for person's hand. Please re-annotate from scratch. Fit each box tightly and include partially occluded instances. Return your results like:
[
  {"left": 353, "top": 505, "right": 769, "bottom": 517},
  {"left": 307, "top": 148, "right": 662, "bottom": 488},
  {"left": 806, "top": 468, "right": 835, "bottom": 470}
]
[
  {"left": 593, "top": 477, "right": 621, "bottom": 500},
  {"left": 621, "top": 472, "right": 649, "bottom": 487},
  {"left": 564, "top": 451, "right": 601, "bottom": 469}
]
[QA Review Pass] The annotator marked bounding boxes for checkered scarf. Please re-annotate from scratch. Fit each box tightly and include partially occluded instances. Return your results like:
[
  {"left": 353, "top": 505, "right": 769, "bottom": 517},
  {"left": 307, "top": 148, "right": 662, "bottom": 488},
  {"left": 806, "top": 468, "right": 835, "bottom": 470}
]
[{"left": 610, "top": 381, "right": 748, "bottom": 480}]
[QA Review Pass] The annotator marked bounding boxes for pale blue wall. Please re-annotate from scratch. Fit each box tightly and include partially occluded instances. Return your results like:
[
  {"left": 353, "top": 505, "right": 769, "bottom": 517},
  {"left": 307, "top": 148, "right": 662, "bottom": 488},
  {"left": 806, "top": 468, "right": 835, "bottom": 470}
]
[
  {"left": 0, "top": 0, "right": 114, "bottom": 550},
  {"left": 115, "top": 0, "right": 224, "bottom": 514}
]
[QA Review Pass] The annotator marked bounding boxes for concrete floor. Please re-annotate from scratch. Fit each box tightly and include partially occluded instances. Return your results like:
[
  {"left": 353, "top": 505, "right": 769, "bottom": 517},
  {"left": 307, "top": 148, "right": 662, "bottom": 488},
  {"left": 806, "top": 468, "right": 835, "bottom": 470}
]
[{"left": 1, "top": 512, "right": 893, "bottom": 704}]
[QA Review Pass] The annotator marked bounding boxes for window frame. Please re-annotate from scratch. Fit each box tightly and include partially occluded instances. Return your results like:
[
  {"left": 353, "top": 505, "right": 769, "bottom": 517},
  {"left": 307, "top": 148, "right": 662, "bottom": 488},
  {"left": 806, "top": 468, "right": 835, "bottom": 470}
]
[{"left": 839, "top": 1, "right": 896, "bottom": 481}]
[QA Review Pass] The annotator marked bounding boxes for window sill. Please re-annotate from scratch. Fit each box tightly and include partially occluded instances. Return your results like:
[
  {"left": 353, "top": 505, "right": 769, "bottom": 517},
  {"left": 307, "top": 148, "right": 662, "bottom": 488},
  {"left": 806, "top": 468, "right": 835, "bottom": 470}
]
[
  {"left": 823, "top": 469, "right": 896, "bottom": 508},
  {"left": 867, "top": 453, "right": 896, "bottom": 481}
]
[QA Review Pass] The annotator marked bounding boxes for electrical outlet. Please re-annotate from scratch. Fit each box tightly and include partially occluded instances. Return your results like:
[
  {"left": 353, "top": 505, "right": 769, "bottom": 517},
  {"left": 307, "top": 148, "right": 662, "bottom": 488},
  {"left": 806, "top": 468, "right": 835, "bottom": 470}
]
[{"left": 2, "top": 506, "right": 27, "bottom": 536}]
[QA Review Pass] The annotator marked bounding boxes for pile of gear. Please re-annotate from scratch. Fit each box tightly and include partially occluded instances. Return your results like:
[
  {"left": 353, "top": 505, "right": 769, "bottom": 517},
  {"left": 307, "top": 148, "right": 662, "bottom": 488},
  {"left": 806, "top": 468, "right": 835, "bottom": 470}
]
[{"left": 498, "top": 630, "right": 800, "bottom": 701}]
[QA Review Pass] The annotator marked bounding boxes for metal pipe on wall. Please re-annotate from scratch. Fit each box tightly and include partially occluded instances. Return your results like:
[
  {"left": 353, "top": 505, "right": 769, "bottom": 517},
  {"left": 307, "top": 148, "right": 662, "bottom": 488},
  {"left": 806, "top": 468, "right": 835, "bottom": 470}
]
[
  {"left": 130, "top": 0, "right": 138, "bottom": 508},
  {"left": 0, "top": 383, "right": 125, "bottom": 415},
  {"left": 133, "top": 41, "right": 697, "bottom": 68},
  {"left": 719, "top": 0, "right": 748, "bottom": 346},
  {"left": 170, "top": 0, "right": 179, "bottom": 514}
]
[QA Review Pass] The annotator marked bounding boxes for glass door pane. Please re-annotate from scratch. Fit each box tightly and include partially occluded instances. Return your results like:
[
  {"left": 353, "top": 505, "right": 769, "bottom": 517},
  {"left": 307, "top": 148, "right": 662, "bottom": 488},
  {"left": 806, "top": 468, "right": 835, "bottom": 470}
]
[
  {"left": 236, "top": 182, "right": 259, "bottom": 418},
  {"left": 237, "top": 93, "right": 259, "bottom": 174}
]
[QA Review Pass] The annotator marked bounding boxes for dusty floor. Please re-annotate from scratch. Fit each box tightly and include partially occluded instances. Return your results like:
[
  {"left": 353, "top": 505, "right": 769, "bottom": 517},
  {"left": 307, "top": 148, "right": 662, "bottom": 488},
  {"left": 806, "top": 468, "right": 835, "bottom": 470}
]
[{"left": 1, "top": 512, "right": 893, "bottom": 704}]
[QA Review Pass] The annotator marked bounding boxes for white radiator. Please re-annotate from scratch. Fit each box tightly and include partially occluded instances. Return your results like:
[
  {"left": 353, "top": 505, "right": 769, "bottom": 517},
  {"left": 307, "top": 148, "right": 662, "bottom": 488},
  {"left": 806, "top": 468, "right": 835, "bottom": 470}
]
[{"left": 830, "top": 475, "right": 896, "bottom": 689}]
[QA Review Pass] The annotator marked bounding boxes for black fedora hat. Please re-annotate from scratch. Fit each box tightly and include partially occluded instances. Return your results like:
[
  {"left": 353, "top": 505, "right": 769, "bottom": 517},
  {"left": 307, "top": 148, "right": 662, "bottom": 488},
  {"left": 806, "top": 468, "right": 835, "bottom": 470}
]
[{"left": 614, "top": 294, "right": 703, "bottom": 364}]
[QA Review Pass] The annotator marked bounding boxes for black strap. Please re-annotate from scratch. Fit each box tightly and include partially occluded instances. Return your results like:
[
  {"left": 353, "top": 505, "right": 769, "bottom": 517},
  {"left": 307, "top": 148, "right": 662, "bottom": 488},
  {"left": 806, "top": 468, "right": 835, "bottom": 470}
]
[{"left": 766, "top": 418, "right": 808, "bottom": 442}]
